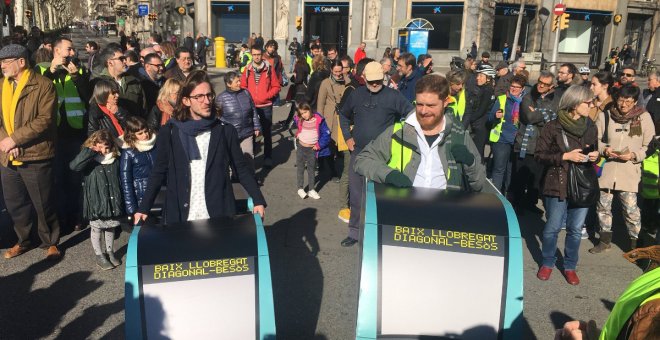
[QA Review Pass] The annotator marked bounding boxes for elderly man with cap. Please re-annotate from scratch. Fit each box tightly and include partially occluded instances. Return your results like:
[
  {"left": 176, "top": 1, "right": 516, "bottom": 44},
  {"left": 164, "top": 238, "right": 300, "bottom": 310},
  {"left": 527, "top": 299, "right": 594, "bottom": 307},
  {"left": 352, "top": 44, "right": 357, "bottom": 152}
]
[
  {"left": 494, "top": 61, "right": 513, "bottom": 96},
  {"left": 0, "top": 44, "right": 61, "bottom": 260},
  {"left": 338, "top": 61, "right": 414, "bottom": 247}
]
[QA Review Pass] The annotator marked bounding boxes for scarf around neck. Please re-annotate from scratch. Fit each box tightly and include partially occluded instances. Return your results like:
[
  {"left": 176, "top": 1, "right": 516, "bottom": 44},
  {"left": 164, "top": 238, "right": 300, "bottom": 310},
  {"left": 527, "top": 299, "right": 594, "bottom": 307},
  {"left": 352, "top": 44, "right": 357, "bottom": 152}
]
[
  {"left": 2, "top": 69, "right": 31, "bottom": 165},
  {"left": 558, "top": 109, "right": 588, "bottom": 137},
  {"left": 94, "top": 152, "right": 116, "bottom": 165},
  {"left": 171, "top": 117, "right": 218, "bottom": 161},
  {"left": 610, "top": 104, "right": 645, "bottom": 137},
  {"left": 134, "top": 133, "right": 156, "bottom": 152},
  {"left": 98, "top": 104, "right": 124, "bottom": 136},
  {"left": 507, "top": 91, "right": 524, "bottom": 126}
]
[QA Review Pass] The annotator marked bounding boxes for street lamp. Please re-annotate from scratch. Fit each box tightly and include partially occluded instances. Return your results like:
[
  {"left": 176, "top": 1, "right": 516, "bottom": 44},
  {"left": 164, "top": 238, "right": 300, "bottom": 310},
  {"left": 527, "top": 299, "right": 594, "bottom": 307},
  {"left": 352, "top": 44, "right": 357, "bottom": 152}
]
[{"left": 538, "top": 7, "right": 550, "bottom": 52}]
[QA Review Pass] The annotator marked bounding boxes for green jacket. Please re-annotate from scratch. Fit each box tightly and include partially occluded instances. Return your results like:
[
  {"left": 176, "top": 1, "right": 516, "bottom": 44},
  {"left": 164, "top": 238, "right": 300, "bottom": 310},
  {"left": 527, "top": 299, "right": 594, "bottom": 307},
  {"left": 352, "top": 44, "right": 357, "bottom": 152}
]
[
  {"left": 354, "top": 112, "right": 486, "bottom": 192},
  {"left": 70, "top": 148, "right": 124, "bottom": 220},
  {"left": 93, "top": 69, "right": 146, "bottom": 117}
]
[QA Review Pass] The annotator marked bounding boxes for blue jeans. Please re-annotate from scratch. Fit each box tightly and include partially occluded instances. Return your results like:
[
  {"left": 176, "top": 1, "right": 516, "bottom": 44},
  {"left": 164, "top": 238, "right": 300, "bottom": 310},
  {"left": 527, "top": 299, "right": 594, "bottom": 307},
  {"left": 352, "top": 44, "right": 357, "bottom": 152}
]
[
  {"left": 491, "top": 142, "right": 513, "bottom": 192},
  {"left": 256, "top": 106, "right": 273, "bottom": 159},
  {"left": 541, "top": 196, "right": 589, "bottom": 270}
]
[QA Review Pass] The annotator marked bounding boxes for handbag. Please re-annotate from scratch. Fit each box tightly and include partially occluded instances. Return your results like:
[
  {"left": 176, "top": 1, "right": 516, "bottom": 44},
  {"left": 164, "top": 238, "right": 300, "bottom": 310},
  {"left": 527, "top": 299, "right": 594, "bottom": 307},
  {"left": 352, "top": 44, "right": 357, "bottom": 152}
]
[
  {"left": 336, "top": 115, "right": 348, "bottom": 151},
  {"left": 562, "top": 131, "right": 600, "bottom": 207}
]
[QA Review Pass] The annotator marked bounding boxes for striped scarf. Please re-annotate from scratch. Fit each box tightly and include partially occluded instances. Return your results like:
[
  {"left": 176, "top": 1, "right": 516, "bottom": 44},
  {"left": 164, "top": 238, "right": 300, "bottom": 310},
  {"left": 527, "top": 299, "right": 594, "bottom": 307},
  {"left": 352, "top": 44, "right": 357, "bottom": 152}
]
[{"left": 519, "top": 107, "right": 556, "bottom": 158}]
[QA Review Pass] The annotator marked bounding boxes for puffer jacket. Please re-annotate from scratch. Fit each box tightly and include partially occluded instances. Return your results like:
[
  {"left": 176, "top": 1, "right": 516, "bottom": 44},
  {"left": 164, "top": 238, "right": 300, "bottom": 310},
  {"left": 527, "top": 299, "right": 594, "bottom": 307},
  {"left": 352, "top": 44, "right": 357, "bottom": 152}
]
[
  {"left": 120, "top": 141, "right": 157, "bottom": 215},
  {"left": 69, "top": 148, "right": 124, "bottom": 220},
  {"left": 514, "top": 88, "right": 559, "bottom": 154},
  {"left": 0, "top": 71, "right": 57, "bottom": 166},
  {"left": 88, "top": 103, "right": 128, "bottom": 138},
  {"left": 597, "top": 107, "right": 655, "bottom": 193},
  {"left": 215, "top": 89, "right": 261, "bottom": 140},
  {"left": 535, "top": 118, "right": 598, "bottom": 200},
  {"left": 294, "top": 113, "right": 332, "bottom": 158}
]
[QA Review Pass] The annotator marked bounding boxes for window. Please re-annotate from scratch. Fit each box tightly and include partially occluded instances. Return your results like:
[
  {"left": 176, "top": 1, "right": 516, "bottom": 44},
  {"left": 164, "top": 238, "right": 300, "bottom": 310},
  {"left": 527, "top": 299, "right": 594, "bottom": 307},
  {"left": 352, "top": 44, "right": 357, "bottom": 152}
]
[
  {"left": 559, "top": 20, "right": 592, "bottom": 53},
  {"left": 411, "top": 2, "right": 463, "bottom": 50}
]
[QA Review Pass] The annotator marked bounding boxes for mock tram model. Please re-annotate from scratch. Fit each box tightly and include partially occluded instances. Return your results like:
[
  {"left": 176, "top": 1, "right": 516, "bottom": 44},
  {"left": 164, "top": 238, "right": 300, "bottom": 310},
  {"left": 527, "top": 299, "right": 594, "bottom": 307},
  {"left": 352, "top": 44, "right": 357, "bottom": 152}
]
[
  {"left": 355, "top": 181, "right": 524, "bottom": 340},
  {"left": 124, "top": 185, "right": 276, "bottom": 339}
]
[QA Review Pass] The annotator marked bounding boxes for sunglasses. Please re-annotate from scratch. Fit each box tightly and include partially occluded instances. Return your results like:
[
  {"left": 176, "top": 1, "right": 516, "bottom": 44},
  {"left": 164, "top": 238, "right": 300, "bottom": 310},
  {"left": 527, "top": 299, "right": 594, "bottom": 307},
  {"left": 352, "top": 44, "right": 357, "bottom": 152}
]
[
  {"left": 110, "top": 56, "right": 126, "bottom": 62},
  {"left": 366, "top": 80, "right": 382, "bottom": 85},
  {"left": 621, "top": 73, "right": 634, "bottom": 77}
]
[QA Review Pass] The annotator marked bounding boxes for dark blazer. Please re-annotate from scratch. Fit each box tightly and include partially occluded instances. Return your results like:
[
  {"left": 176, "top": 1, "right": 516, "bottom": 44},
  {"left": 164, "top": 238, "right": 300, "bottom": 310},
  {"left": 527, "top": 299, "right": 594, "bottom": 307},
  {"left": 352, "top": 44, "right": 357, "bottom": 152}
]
[{"left": 137, "top": 121, "right": 266, "bottom": 224}]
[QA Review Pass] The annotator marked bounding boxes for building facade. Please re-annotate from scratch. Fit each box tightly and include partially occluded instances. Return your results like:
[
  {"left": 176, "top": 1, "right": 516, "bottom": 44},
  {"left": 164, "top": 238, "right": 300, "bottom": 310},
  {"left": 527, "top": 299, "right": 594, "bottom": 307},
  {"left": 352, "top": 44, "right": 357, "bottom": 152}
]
[{"left": 153, "top": 0, "right": 659, "bottom": 69}]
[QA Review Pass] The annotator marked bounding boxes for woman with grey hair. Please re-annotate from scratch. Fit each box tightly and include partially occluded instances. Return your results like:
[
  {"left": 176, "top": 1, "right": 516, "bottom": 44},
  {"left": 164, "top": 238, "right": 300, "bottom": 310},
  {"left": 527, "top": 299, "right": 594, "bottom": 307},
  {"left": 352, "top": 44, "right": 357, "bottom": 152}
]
[
  {"left": 534, "top": 85, "right": 600, "bottom": 285},
  {"left": 88, "top": 78, "right": 128, "bottom": 138},
  {"left": 215, "top": 71, "right": 261, "bottom": 172}
]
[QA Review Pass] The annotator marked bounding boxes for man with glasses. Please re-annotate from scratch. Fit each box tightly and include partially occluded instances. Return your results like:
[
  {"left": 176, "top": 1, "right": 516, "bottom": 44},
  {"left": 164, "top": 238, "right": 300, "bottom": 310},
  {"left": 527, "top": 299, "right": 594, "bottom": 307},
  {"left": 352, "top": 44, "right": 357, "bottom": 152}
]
[
  {"left": 39, "top": 37, "right": 91, "bottom": 232},
  {"left": 555, "top": 63, "right": 579, "bottom": 99},
  {"left": 241, "top": 46, "right": 281, "bottom": 168},
  {"left": 511, "top": 71, "right": 558, "bottom": 215},
  {"left": 164, "top": 47, "right": 196, "bottom": 83},
  {"left": 338, "top": 61, "right": 414, "bottom": 247},
  {"left": 93, "top": 44, "right": 147, "bottom": 118},
  {"left": 134, "top": 70, "right": 266, "bottom": 225},
  {"left": 141, "top": 53, "right": 166, "bottom": 121},
  {"left": 325, "top": 46, "right": 339, "bottom": 71},
  {"left": 0, "top": 44, "right": 62, "bottom": 260}
]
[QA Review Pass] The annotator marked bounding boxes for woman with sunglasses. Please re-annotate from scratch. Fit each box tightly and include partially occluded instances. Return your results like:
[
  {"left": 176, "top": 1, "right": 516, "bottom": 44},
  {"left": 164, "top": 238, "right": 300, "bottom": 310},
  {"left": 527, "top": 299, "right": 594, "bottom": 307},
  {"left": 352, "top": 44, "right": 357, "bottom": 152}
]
[
  {"left": 590, "top": 85, "right": 655, "bottom": 254},
  {"left": 535, "top": 85, "right": 599, "bottom": 285}
]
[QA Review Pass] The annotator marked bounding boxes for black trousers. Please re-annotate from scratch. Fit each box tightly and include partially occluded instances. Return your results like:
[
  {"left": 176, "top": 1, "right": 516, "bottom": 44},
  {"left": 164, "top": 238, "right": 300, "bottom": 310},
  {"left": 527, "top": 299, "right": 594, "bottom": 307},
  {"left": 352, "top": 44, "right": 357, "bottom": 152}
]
[
  {"left": 510, "top": 153, "right": 543, "bottom": 208},
  {"left": 1, "top": 160, "right": 60, "bottom": 247}
]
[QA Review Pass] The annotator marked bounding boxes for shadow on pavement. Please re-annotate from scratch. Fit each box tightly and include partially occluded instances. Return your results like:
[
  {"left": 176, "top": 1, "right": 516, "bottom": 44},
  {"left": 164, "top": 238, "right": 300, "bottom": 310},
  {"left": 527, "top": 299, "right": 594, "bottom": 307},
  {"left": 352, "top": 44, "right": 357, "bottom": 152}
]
[
  {"left": 267, "top": 207, "right": 325, "bottom": 339},
  {"left": 0, "top": 261, "right": 102, "bottom": 339},
  {"left": 55, "top": 297, "right": 124, "bottom": 340},
  {"left": 517, "top": 207, "right": 545, "bottom": 266},
  {"left": 550, "top": 311, "right": 575, "bottom": 331}
]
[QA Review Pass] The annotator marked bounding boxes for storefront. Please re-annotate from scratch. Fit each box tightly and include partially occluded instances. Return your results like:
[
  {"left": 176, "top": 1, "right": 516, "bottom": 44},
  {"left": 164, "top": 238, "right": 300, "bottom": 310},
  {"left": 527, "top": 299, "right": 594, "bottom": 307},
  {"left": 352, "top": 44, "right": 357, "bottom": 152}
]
[
  {"left": 558, "top": 9, "right": 611, "bottom": 68},
  {"left": 410, "top": 2, "right": 463, "bottom": 50},
  {"left": 492, "top": 4, "right": 537, "bottom": 54},
  {"left": 304, "top": 3, "right": 349, "bottom": 55},
  {"left": 211, "top": 1, "right": 250, "bottom": 43}
]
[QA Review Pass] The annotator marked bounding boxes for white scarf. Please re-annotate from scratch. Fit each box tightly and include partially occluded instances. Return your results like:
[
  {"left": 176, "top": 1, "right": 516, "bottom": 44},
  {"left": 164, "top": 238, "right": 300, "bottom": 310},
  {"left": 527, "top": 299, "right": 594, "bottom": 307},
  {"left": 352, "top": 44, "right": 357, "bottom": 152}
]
[
  {"left": 95, "top": 152, "right": 116, "bottom": 165},
  {"left": 134, "top": 134, "right": 156, "bottom": 152}
]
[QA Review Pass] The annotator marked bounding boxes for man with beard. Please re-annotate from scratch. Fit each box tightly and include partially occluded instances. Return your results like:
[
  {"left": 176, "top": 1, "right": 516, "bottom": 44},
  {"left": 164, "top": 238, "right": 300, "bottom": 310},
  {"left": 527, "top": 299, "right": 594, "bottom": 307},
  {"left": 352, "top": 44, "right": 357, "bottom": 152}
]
[
  {"left": 354, "top": 73, "right": 485, "bottom": 191},
  {"left": 141, "top": 53, "right": 165, "bottom": 125},
  {"left": 338, "top": 61, "right": 414, "bottom": 247},
  {"left": 554, "top": 63, "right": 580, "bottom": 99}
]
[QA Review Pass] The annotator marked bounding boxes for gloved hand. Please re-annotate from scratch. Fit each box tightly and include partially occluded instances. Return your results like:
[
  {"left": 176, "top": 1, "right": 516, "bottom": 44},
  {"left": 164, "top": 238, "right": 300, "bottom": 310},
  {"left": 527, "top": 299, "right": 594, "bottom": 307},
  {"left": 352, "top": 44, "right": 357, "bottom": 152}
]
[
  {"left": 385, "top": 170, "right": 413, "bottom": 188},
  {"left": 451, "top": 144, "right": 475, "bottom": 166}
]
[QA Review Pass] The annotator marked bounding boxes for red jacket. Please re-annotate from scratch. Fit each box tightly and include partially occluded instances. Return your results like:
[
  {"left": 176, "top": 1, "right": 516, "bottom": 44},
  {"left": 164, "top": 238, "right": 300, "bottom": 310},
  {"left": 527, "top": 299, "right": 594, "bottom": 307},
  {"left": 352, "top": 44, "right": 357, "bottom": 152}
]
[
  {"left": 354, "top": 48, "right": 366, "bottom": 65},
  {"left": 241, "top": 62, "right": 281, "bottom": 108}
]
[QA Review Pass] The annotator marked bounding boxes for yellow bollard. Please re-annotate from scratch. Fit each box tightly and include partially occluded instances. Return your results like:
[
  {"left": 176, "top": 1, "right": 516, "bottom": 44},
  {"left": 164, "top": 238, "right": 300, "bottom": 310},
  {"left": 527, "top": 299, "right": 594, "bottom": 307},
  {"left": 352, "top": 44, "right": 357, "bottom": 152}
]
[{"left": 215, "top": 37, "right": 226, "bottom": 68}]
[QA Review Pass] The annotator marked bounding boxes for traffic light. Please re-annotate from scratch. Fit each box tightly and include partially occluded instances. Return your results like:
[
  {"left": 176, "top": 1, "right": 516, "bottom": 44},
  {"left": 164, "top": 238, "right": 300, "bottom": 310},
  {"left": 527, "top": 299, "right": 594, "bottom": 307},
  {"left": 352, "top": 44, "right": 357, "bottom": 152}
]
[
  {"left": 295, "top": 16, "right": 302, "bottom": 30},
  {"left": 560, "top": 13, "right": 570, "bottom": 30},
  {"left": 552, "top": 14, "right": 560, "bottom": 32},
  {"left": 25, "top": 9, "right": 32, "bottom": 19}
]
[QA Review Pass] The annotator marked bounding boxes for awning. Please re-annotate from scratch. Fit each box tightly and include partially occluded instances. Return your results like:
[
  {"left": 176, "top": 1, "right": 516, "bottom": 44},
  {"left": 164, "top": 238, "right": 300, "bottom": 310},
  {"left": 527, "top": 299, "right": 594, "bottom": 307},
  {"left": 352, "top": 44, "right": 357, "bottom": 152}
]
[{"left": 391, "top": 18, "right": 434, "bottom": 31}]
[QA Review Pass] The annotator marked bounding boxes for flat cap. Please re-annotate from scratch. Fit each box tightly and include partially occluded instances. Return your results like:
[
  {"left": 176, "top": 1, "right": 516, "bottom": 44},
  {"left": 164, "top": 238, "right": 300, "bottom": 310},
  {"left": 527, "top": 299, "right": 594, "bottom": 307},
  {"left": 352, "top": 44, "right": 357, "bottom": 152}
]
[
  {"left": 495, "top": 61, "right": 509, "bottom": 71},
  {"left": 0, "top": 44, "right": 28, "bottom": 60}
]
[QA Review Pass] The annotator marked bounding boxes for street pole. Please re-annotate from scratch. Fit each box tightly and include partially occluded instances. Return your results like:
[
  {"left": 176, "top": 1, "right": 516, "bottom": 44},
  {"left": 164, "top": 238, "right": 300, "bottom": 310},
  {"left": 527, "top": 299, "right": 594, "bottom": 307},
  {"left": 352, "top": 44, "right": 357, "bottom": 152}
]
[
  {"left": 509, "top": 0, "right": 525, "bottom": 63},
  {"left": 550, "top": 0, "right": 562, "bottom": 74}
]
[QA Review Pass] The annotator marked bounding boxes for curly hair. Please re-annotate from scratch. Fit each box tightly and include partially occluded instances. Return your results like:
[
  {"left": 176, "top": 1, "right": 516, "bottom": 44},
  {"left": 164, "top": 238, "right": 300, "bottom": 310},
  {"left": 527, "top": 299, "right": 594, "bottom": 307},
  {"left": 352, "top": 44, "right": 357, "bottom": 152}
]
[{"left": 82, "top": 129, "right": 120, "bottom": 158}]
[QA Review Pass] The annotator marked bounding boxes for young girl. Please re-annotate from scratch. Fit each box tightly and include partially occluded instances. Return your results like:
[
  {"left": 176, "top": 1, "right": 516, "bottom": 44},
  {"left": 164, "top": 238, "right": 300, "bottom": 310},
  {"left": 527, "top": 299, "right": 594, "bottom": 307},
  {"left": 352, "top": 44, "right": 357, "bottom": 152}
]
[
  {"left": 294, "top": 102, "right": 331, "bottom": 199},
  {"left": 70, "top": 130, "right": 124, "bottom": 270},
  {"left": 120, "top": 117, "right": 157, "bottom": 218}
]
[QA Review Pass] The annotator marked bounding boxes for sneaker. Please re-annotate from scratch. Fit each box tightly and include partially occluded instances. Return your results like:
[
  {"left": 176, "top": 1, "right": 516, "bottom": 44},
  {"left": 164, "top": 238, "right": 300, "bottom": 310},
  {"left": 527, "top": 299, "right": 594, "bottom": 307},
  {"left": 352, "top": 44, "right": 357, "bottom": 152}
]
[
  {"left": 581, "top": 228, "right": 589, "bottom": 240},
  {"left": 338, "top": 208, "right": 350, "bottom": 223},
  {"left": 307, "top": 190, "right": 321, "bottom": 200},
  {"left": 297, "top": 189, "right": 307, "bottom": 199},
  {"left": 4, "top": 244, "right": 29, "bottom": 259},
  {"left": 96, "top": 254, "right": 115, "bottom": 270}
]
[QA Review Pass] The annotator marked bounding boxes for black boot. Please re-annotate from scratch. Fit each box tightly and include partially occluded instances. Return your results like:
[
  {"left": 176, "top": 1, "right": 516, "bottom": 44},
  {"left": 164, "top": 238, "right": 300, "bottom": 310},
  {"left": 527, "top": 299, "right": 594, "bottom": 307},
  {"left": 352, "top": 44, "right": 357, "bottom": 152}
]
[
  {"left": 96, "top": 254, "right": 115, "bottom": 270},
  {"left": 589, "top": 231, "right": 612, "bottom": 254}
]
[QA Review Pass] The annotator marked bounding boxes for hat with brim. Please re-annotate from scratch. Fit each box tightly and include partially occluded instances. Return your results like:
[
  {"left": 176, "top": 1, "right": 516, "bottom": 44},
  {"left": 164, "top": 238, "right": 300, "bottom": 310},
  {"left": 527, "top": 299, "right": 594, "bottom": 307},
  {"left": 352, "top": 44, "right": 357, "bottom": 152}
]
[
  {"left": 363, "top": 61, "right": 384, "bottom": 82},
  {"left": 0, "top": 44, "right": 28, "bottom": 60}
]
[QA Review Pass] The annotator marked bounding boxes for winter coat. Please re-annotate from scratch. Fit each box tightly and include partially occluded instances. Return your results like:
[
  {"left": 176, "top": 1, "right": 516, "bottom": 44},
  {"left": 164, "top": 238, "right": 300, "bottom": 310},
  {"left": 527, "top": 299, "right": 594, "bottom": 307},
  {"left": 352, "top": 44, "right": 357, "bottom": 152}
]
[
  {"left": 164, "top": 65, "right": 189, "bottom": 83},
  {"left": 0, "top": 71, "right": 57, "bottom": 166},
  {"left": 644, "top": 88, "right": 660, "bottom": 124},
  {"left": 215, "top": 89, "right": 261, "bottom": 140},
  {"left": 494, "top": 71, "right": 513, "bottom": 97},
  {"left": 535, "top": 119, "right": 598, "bottom": 200},
  {"left": 397, "top": 67, "right": 424, "bottom": 103},
  {"left": 69, "top": 148, "right": 124, "bottom": 220},
  {"left": 240, "top": 61, "right": 281, "bottom": 108},
  {"left": 597, "top": 108, "right": 655, "bottom": 193},
  {"left": 294, "top": 113, "right": 332, "bottom": 158},
  {"left": 137, "top": 121, "right": 266, "bottom": 224},
  {"left": 514, "top": 89, "right": 559, "bottom": 154},
  {"left": 88, "top": 103, "right": 128, "bottom": 138},
  {"left": 120, "top": 142, "right": 157, "bottom": 215},
  {"left": 316, "top": 77, "right": 346, "bottom": 142}
]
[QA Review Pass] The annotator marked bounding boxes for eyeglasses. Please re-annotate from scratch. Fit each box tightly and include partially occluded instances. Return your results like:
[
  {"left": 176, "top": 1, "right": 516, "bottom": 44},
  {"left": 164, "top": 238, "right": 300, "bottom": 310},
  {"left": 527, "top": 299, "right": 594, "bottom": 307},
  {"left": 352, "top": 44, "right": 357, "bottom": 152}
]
[
  {"left": 178, "top": 57, "right": 193, "bottom": 61},
  {"left": 617, "top": 98, "right": 636, "bottom": 105},
  {"left": 110, "top": 56, "right": 126, "bottom": 62},
  {"left": 621, "top": 73, "right": 634, "bottom": 77},
  {"left": 537, "top": 80, "right": 553, "bottom": 87},
  {"left": 0, "top": 58, "right": 18, "bottom": 65},
  {"left": 188, "top": 93, "right": 215, "bottom": 102},
  {"left": 510, "top": 85, "right": 523, "bottom": 89},
  {"left": 366, "top": 80, "right": 382, "bottom": 85},
  {"left": 148, "top": 63, "right": 165, "bottom": 68},
  {"left": 583, "top": 100, "right": 594, "bottom": 107}
]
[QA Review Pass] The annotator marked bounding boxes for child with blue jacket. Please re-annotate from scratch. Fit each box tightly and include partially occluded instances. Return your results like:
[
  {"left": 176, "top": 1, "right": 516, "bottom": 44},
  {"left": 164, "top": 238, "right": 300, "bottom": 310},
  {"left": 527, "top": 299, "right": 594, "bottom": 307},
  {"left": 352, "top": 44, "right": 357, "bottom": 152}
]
[{"left": 294, "top": 101, "right": 331, "bottom": 199}]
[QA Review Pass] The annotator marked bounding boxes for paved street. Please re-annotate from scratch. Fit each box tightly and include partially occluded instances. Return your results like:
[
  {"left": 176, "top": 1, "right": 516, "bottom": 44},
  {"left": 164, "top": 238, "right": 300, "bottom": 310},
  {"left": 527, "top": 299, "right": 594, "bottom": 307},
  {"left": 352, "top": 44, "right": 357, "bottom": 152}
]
[{"left": 0, "top": 58, "right": 648, "bottom": 339}]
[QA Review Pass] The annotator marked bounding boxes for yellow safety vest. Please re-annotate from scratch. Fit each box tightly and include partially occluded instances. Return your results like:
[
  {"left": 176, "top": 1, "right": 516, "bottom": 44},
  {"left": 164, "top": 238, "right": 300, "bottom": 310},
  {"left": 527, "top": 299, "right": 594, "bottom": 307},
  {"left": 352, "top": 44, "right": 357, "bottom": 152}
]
[
  {"left": 489, "top": 95, "right": 508, "bottom": 143},
  {"left": 38, "top": 65, "right": 86, "bottom": 129},
  {"left": 306, "top": 54, "right": 314, "bottom": 75},
  {"left": 164, "top": 57, "right": 174, "bottom": 68},
  {"left": 387, "top": 122, "right": 452, "bottom": 182},
  {"left": 447, "top": 89, "right": 466, "bottom": 122},
  {"left": 641, "top": 150, "right": 660, "bottom": 199},
  {"left": 240, "top": 52, "right": 252, "bottom": 73}
]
